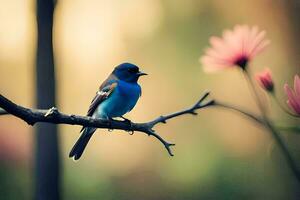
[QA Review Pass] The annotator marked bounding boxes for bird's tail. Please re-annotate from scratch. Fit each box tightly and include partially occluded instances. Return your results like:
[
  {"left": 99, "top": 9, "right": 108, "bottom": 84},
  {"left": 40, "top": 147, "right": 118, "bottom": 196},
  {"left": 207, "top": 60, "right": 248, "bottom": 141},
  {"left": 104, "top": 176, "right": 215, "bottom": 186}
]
[{"left": 69, "top": 127, "right": 96, "bottom": 160}]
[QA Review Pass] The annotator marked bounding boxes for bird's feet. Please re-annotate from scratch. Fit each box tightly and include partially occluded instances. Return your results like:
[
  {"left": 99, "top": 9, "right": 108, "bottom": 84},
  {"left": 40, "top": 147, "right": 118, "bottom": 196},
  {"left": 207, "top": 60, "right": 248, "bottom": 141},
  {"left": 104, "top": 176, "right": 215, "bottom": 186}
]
[
  {"left": 107, "top": 117, "right": 114, "bottom": 132},
  {"left": 121, "top": 116, "right": 134, "bottom": 135}
]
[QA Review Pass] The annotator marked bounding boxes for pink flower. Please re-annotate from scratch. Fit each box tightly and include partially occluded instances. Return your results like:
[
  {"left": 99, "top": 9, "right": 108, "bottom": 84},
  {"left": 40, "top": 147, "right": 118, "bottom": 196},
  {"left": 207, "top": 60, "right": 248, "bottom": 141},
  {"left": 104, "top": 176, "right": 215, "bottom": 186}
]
[
  {"left": 255, "top": 68, "right": 274, "bottom": 92},
  {"left": 200, "top": 25, "right": 270, "bottom": 72},
  {"left": 284, "top": 75, "right": 300, "bottom": 116}
]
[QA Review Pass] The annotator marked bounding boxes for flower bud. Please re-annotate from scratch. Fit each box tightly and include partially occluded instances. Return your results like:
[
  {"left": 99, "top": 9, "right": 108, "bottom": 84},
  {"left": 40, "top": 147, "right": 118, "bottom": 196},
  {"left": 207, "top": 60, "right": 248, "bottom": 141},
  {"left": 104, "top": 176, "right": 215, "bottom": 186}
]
[{"left": 255, "top": 68, "right": 274, "bottom": 92}]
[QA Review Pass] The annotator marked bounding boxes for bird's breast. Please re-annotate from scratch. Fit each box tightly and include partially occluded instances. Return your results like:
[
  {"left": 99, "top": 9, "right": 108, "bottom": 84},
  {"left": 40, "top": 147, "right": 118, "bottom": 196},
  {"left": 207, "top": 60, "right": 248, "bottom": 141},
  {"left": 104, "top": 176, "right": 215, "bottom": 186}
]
[
  {"left": 94, "top": 81, "right": 141, "bottom": 118},
  {"left": 117, "top": 81, "right": 141, "bottom": 98}
]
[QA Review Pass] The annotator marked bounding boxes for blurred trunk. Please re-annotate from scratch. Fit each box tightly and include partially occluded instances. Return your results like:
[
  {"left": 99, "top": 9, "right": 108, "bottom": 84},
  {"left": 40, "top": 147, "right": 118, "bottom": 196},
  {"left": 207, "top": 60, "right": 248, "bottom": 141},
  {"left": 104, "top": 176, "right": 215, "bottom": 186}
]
[
  {"left": 35, "top": 0, "right": 60, "bottom": 200},
  {"left": 285, "top": 0, "right": 300, "bottom": 58}
]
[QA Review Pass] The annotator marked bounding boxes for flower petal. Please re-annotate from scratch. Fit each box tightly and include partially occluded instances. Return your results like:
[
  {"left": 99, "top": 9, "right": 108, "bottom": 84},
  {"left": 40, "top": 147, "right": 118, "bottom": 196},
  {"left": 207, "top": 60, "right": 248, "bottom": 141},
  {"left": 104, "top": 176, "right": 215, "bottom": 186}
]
[
  {"left": 294, "top": 75, "right": 300, "bottom": 96},
  {"left": 200, "top": 25, "right": 269, "bottom": 72},
  {"left": 284, "top": 84, "right": 300, "bottom": 115}
]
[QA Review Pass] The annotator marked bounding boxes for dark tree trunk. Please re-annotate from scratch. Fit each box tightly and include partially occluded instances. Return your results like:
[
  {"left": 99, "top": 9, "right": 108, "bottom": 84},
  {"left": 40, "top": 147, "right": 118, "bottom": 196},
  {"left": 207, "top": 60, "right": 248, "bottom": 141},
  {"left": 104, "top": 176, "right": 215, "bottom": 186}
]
[
  {"left": 35, "top": 0, "right": 60, "bottom": 200},
  {"left": 285, "top": 0, "right": 300, "bottom": 58}
]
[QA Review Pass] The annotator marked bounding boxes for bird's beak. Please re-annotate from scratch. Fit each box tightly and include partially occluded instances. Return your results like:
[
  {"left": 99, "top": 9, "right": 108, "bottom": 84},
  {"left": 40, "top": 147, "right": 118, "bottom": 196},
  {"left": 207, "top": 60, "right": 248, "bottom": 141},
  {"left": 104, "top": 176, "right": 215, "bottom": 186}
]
[{"left": 137, "top": 71, "right": 148, "bottom": 76}]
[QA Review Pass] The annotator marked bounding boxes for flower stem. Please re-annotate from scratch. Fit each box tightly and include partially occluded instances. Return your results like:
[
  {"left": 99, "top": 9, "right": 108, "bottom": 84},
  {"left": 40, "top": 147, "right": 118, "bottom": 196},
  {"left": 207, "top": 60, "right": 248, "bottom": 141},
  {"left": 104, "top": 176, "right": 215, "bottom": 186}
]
[
  {"left": 276, "top": 125, "right": 300, "bottom": 133},
  {"left": 242, "top": 69, "right": 267, "bottom": 114},
  {"left": 243, "top": 68, "right": 300, "bottom": 183}
]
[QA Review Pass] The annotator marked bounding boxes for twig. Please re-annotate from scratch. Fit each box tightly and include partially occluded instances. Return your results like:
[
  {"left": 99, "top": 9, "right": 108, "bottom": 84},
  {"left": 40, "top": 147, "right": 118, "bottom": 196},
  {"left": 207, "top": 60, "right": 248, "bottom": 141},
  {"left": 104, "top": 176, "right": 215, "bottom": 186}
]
[
  {"left": 0, "top": 92, "right": 213, "bottom": 156},
  {"left": 146, "top": 92, "right": 214, "bottom": 128},
  {"left": 214, "top": 101, "right": 264, "bottom": 125},
  {"left": 214, "top": 102, "right": 300, "bottom": 135}
]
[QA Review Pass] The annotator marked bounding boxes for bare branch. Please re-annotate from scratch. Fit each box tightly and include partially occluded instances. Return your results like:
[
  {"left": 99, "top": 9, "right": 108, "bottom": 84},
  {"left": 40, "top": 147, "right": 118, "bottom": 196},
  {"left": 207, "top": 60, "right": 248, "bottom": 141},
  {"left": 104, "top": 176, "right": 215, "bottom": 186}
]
[
  {"left": 214, "top": 101, "right": 264, "bottom": 125},
  {"left": 146, "top": 91, "right": 214, "bottom": 128},
  {"left": 0, "top": 92, "right": 213, "bottom": 156}
]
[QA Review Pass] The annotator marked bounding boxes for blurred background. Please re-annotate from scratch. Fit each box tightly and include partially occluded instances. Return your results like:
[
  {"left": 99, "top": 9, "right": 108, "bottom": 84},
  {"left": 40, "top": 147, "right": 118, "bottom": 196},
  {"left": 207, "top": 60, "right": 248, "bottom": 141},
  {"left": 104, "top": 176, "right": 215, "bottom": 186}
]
[{"left": 0, "top": 0, "right": 300, "bottom": 199}]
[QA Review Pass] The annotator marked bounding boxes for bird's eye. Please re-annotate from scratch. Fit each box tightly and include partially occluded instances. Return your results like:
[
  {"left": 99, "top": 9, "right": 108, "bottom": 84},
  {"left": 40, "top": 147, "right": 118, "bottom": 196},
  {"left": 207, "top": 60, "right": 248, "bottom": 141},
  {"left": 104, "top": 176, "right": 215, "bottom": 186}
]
[{"left": 127, "top": 68, "right": 138, "bottom": 73}]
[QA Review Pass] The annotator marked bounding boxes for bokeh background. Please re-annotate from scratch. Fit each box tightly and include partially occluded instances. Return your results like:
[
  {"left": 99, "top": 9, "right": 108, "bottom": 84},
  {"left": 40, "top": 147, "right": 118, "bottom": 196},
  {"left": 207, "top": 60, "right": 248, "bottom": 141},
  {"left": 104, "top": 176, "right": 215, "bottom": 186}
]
[{"left": 0, "top": 0, "right": 300, "bottom": 199}]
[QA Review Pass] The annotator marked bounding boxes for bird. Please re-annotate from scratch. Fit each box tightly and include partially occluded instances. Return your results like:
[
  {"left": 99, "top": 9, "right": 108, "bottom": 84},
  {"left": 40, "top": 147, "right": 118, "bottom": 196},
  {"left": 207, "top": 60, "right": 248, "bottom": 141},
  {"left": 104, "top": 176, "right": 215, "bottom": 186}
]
[{"left": 69, "top": 63, "right": 147, "bottom": 160}]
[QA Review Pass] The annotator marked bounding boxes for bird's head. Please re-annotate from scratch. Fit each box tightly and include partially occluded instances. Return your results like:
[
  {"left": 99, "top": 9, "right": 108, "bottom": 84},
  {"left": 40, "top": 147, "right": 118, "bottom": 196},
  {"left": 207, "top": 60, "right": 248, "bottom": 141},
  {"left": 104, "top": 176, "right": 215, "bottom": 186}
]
[{"left": 113, "top": 63, "right": 147, "bottom": 83}]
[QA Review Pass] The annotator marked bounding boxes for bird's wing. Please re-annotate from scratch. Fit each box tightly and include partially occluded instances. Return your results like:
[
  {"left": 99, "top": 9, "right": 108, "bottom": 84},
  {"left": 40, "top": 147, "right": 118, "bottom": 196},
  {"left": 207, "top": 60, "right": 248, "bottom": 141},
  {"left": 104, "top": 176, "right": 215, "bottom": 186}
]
[
  {"left": 79, "top": 74, "right": 118, "bottom": 132},
  {"left": 86, "top": 81, "right": 118, "bottom": 117},
  {"left": 80, "top": 82, "right": 117, "bottom": 131}
]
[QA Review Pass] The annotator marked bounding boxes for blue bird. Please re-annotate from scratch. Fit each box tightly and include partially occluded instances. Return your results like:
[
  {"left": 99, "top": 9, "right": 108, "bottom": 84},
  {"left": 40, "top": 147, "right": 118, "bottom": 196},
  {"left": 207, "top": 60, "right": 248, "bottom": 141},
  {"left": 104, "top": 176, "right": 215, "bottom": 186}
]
[{"left": 69, "top": 63, "right": 147, "bottom": 160}]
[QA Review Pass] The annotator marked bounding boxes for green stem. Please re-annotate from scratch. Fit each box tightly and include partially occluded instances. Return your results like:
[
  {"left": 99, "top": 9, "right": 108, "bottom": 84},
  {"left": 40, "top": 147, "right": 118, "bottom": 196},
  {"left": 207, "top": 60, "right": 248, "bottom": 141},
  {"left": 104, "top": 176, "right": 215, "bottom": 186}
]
[
  {"left": 276, "top": 125, "right": 300, "bottom": 133},
  {"left": 243, "top": 68, "right": 300, "bottom": 183}
]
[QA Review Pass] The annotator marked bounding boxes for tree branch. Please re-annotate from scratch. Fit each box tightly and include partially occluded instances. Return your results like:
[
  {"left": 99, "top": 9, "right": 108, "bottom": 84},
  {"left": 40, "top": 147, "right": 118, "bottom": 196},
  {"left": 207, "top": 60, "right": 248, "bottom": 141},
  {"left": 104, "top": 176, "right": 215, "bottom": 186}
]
[
  {"left": 214, "top": 101, "right": 264, "bottom": 125},
  {"left": 0, "top": 92, "right": 214, "bottom": 156}
]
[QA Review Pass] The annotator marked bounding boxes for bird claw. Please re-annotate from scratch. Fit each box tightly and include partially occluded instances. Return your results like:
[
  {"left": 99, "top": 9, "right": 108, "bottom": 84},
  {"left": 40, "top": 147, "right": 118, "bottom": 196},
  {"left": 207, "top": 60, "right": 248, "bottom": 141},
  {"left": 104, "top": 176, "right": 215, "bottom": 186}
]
[
  {"left": 121, "top": 116, "right": 134, "bottom": 134},
  {"left": 107, "top": 117, "right": 114, "bottom": 132}
]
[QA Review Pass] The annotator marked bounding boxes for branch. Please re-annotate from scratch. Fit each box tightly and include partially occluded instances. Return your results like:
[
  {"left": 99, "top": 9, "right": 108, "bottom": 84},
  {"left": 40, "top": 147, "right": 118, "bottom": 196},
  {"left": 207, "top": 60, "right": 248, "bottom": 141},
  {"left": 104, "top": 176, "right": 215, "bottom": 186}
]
[
  {"left": 214, "top": 101, "right": 264, "bottom": 125},
  {"left": 0, "top": 92, "right": 214, "bottom": 156}
]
